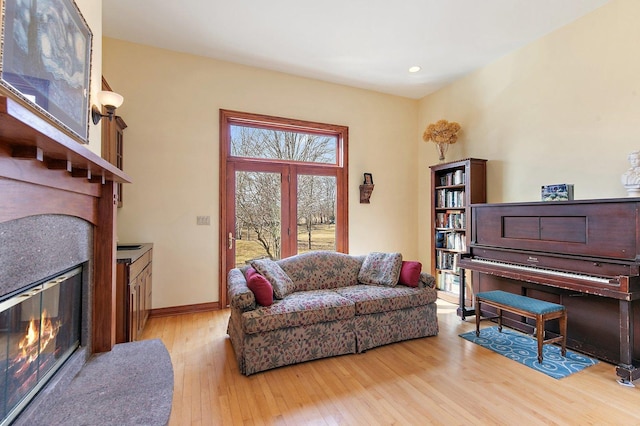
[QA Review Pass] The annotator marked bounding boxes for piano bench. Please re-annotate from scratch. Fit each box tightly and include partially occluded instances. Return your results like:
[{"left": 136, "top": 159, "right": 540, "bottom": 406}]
[{"left": 475, "top": 290, "right": 567, "bottom": 363}]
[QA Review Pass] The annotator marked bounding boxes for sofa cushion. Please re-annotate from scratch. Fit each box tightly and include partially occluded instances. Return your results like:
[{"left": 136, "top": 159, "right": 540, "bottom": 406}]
[
  {"left": 420, "top": 272, "right": 436, "bottom": 288},
  {"left": 278, "top": 251, "right": 364, "bottom": 292},
  {"left": 251, "top": 258, "right": 295, "bottom": 299},
  {"left": 399, "top": 261, "right": 422, "bottom": 287},
  {"left": 246, "top": 268, "right": 274, "bottom": 307},
  {"left": 334, "top": 284, "right": 437, "bottom": 315},
  {"left": 241, "top": 290, "right": 355, "bottom": 334},
  {"left": 358, "top": 252, "right": 402, "bottom": 286},
  {"left": 227, "top": 268, "right": 256, "bottom": 310}
]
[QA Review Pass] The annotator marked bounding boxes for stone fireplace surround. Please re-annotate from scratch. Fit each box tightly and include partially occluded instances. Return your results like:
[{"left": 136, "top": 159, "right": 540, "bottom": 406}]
[
  {"left": 0, "top": 215, "right": 92, "bottom": 424},
  {"left": 0, "top": 96, "right": 173, "bottom": 424}
]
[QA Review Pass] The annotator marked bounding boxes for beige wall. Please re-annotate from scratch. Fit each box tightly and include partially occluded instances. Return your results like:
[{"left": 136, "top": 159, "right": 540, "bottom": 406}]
[
  {"left": 105, "top": 0, "right": 636, "bottom": 308},
  {"left": 103, "top": 38, "right": 418, "bottom": 308},
  {"left": 417, "top": 0, "right": 639, "bottom": 264},
  {"left": 75, "top": 0, "right": 102, "bottom": 154}
]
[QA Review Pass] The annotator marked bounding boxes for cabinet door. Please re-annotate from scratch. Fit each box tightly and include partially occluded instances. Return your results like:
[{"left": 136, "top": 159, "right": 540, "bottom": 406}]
[
  {"left": 138, "top": 266, "right": 148, "bottom": 335},
  {"left": 115, "top": 263, "right": 128, "bottom": 343},
  {"left": 141, "top": 264, "right": 152, "bottom": 331},
  {"left": 129, "top": 277, "right": 140, "bottom": 341}
]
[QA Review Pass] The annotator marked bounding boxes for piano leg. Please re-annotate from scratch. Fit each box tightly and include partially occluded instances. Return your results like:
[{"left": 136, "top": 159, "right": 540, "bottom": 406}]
[
  {"left": 616, "top": 299, "right": 639, "bottom": 384},
  {"left": 459, "top": 268, "right": 467, "bottom": 320},
  {"left": 458, "top": 268, "right": 475, "bottom": 320}
]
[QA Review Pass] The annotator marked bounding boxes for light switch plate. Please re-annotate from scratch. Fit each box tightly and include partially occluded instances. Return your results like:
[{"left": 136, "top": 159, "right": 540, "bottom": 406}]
[{"left": 196, "top": 216, "right": 210, "bottom": 225}]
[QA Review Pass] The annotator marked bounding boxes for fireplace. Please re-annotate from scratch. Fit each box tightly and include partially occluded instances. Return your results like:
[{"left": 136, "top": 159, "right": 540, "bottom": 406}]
[
  {"left": 0, "top": 266, "right": 83, "bottom": 425},
  {"left": 0, "top": 95, "right": 130, "bottom": 423},
  {"left": 0, "top": 213, "right": 92, "bottom": 424}
]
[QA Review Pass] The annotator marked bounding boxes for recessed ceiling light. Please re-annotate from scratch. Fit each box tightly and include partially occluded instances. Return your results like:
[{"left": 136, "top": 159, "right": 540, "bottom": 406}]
[{"left": 408, "top": 66, "right": 421, "bottom": 73}]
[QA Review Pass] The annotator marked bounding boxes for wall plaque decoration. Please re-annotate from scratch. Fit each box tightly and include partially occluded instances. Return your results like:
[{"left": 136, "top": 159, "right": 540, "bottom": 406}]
[{"left": 0, "top": 0, "right": 93, "bottom": 142}]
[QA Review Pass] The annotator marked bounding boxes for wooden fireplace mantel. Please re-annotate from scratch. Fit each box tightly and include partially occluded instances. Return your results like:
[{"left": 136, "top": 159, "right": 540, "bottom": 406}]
[
  {"left": 0, "top": 96, "right": 130, "bottom": 184},
  {"left": 0, "top": 95, "right": 131, "bottom": 353}
]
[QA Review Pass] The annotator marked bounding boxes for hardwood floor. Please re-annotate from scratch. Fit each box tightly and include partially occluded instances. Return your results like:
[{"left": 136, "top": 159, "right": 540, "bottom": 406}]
[{"left": 140, "top": 300, "right": 640, "bottom": 425}]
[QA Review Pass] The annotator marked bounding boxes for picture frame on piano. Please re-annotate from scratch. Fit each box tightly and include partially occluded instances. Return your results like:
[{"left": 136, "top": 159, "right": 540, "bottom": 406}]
[{"left": 541, "top": 183, "right": 574, "bottom": 201}]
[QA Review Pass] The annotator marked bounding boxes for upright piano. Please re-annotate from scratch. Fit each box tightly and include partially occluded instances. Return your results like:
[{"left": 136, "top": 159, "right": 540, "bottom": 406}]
[{"left": 458, "top": 198, "right": 640, "bottom": 382}]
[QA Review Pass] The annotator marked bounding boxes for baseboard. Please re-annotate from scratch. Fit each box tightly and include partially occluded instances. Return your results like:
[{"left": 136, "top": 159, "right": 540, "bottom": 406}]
[{"left": 150, "top": 301, "right": 221, "bottom": 317}]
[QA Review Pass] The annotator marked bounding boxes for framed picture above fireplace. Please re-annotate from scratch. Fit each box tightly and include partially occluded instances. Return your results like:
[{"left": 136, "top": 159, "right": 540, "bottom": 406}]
[{"left": 0, "top": 0, "right": 93, "bottom": 143}]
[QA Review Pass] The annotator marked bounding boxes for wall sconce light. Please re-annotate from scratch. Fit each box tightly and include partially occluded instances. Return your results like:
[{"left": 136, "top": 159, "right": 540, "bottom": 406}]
[{"left": 91, "top": 90, "right": 124, "bottom": 125}]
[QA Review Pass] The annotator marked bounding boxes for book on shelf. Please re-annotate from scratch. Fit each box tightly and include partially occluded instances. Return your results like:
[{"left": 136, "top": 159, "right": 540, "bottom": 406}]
[
  {"left": 437, "top": 189, "right": 465, "bottom": 208},
  {"left": 436, "top": 251, "right": 462, "bottom": 273},
  {"left": 450, "top": 275, "right": 460, "bottom": 294},
  {"left": 449, "top": 212, "right": 465, "bottom": 229},
  {"left": 437, "top": 271, "right": 461, "bottom": 293},
  {"left": 445, "top": 232, "right": 466, "bottom": 251},
  {"left": 452, "top": 253, "right": 460, "bottom": 271},
  {"left": 453, "top": 169, "right": 465, "bottom": 185},
  {"left": 436, "top": 189, "right": 445, "bottom": 207},
  {"left": 438, "top": 169, "right": 465, "bottom": 186},
  {"left": 435, "top": 211, "right": 465, "bottom": 229},
  {"left": 439, "top": 170, "right": 466, "bottom": 187}
]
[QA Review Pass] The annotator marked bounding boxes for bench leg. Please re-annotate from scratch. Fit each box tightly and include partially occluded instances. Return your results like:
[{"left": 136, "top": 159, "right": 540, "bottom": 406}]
[
  {"left": 560, "top": 311, "right": 567, "bottom": 357},
  {"left": 475, "top": 300, "right": 481, "bottom": 337},
  {"left": 497, "top": 308, "right": 502, "bottom": 332},
  {"left": 536, "top": 315, "right": 544, "bottom": 363}
]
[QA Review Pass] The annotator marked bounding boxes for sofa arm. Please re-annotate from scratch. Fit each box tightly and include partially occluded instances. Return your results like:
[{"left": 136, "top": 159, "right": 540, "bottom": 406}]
[
  {"left": 419, "top": 272, "right": 436, "bottom": 289},
  {"left": 227, "top": 268, "right": 256, "bottom": 310}
]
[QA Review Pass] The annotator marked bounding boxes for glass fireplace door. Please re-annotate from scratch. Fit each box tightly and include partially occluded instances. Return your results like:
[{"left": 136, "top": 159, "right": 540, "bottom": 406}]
[{"left": 0, "top": 266, "right": 81, "bottom": 424}]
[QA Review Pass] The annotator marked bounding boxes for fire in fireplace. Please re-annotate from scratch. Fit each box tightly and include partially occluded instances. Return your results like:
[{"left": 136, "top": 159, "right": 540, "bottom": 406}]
[{"left": 0, "top": 265, "right": 82, "bottom": 425}]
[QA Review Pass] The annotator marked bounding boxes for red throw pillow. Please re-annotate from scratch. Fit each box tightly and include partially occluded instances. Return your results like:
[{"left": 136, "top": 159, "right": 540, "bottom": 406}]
[
  {"left": 247, "top": 272, "right": 274, "bottom": 306},
  {"left": 399, "top": 261, "right": 422, "bottom": 287},
  {"left": 245, "top": 267, "right": 257, "bottom": 279}
]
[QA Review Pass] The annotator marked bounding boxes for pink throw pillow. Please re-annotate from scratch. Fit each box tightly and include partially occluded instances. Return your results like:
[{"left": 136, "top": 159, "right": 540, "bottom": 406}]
[
  {"left": 245, "top": 267, "right": 257, "bottom": 279},
  {"left": 247, "top": 272, "right": 274, "bottom": 306},
  {"left": 399, "top": 261, "right": 422, "bottom": 287}
]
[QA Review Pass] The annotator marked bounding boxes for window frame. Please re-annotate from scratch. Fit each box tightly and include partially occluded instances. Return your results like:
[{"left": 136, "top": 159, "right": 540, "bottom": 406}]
[{"left": 219, "top": 109, "right": 349, "bottom": 307}]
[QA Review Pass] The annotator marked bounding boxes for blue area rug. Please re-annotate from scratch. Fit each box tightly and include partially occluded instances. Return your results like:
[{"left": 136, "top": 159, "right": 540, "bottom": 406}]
[{"left": 459, "top": 326, "right": 598, "bottom": 379}]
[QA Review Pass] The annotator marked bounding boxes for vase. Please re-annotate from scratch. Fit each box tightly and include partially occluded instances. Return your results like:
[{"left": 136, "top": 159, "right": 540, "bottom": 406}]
[{"left": 435, "top": 142, "right": 449, "bottom": 163}]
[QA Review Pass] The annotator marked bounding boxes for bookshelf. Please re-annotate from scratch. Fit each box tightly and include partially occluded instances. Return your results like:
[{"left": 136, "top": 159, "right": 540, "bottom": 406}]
[{"left": 429, "top": 158, "right": 487, "bottom": 317}]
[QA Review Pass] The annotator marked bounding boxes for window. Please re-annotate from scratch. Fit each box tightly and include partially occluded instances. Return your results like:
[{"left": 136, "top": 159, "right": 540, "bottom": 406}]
[{"left": 219, "top": 110, "right": 349, "bottom": 306}]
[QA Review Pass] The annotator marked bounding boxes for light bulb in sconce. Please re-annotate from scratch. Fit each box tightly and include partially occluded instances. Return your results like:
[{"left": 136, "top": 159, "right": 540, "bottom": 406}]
[{"left": 91, "top": 90, "right": 124, "bottom": 125}]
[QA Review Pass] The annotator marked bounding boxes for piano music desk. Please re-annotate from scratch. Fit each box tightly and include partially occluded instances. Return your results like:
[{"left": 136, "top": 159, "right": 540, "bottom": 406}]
[{"left": 475, "top": 290, "right": 567, "bottom": 363}]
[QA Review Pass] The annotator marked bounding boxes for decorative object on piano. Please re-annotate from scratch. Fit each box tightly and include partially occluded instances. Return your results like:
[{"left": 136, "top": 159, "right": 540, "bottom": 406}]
[
  {"left": 0, "top": 0, "right": 93, "bottom": 143},
  {"left": 459, "top": 327, "right": 598, "bottom": 380},
  {"left": 359, "top": 173, "right": 374, "bottom": 203},
  {"left": 422, "top": 119, "right": 461, "bottom": 163},
  {"left": 541, "top": 184, "right": 574, "bottom": 201},
  {"left": 621, "top": 151, "right": 640, "bottom": 197}
]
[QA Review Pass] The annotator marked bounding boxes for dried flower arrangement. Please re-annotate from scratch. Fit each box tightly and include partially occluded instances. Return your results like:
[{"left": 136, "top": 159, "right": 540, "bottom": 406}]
[{"left": 422, "top": 119, "right": 461, "bottom": 162}]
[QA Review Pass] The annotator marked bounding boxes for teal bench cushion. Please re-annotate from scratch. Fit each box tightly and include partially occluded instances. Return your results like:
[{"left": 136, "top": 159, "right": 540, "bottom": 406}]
[{"left": 476, "top": 290, "right": 564, "bottom": 315}]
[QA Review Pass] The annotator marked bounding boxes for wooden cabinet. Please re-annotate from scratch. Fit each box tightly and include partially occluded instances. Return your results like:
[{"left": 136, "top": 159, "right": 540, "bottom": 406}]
[
  {"left": 429, "top": 158, "right": 486, "bottom": 317},
  {"left": 100, "top": 77, "right": 127, "bottom": 207},
  {"left": 116, "top": 245, "right": 152, "bottom": 342}
]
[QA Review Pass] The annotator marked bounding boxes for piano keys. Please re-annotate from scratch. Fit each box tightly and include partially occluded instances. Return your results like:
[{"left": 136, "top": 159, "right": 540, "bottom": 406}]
[{"left": 458, "top": 198, "right": 640, "bottom": 382}]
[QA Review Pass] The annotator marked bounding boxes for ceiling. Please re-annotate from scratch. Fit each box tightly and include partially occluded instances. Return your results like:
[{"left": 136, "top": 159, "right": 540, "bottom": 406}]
[{"left": 102, "top": 0, "right": 610, "bottom": 99}]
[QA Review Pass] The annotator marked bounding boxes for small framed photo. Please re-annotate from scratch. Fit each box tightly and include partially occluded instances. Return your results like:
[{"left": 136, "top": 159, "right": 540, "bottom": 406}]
[
  {"left": 363, "top": 173, "right": 374, "bottom": 185},
  {"left": 541, "top": 183, "right": 574, "bottom": 201}
]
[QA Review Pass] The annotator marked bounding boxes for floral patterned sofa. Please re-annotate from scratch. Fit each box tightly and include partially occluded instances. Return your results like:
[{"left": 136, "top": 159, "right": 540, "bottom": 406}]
[{"left": 227, "top": 251, "right": 438, "bottom": 375}]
